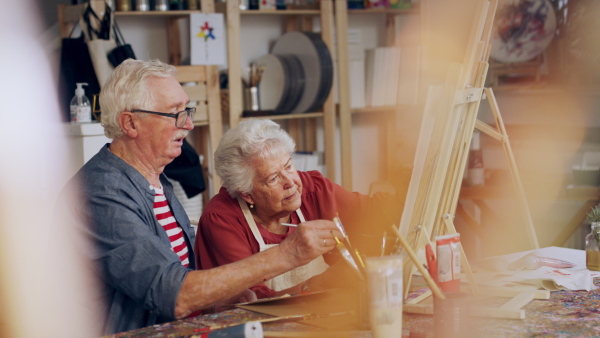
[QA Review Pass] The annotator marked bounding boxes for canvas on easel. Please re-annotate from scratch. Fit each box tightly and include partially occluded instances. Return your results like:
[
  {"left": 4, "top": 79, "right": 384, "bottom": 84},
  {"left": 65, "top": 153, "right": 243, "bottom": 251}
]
[
  {"left": 393, "top": 0, "right": 544, "bottom": 319},
  {"left": 396, "top": 0, "right": 499, "bottom": 298}
]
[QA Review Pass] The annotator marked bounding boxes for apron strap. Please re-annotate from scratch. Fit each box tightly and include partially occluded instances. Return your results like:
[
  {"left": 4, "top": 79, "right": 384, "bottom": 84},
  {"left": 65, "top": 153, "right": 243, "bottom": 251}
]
[
  {"left": 296, "top": 208, "right": 306, "bottom": 223},
  {"left": 237, "top": 196, "right": 266, "bottom": 248}
]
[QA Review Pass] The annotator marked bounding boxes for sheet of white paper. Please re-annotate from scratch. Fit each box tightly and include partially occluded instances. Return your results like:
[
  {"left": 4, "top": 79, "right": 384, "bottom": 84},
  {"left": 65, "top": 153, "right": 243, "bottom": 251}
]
[
  {"left": 190, "top": 13, "right": 226, "bottom": 66},
  {"left": 505, "top": 267, "right": 594, "bottom": 291},
  {"left": 471, "top": 247, "right": 599, "bottom": 291}
]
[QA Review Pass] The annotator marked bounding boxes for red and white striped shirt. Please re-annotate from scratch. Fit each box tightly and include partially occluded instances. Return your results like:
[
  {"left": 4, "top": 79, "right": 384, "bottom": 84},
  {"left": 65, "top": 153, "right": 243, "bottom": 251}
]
[{"left": 152, "top": 186, "right": 190, "bottom": 267}]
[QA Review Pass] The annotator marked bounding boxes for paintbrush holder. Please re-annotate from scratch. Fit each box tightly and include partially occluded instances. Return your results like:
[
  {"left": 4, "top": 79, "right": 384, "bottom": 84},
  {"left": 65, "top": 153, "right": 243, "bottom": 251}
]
[{"left": 243, "top": 86, "right": 260, "bottom": 111}]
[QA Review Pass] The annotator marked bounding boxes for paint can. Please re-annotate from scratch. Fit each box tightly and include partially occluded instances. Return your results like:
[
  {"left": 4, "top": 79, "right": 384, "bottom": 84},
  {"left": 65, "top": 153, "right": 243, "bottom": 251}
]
[
  {"left": 154, "top": 0, "right": 169, "bottom": 11},
  {"left": 117, "top": 0, "right": 131, "bottom": 11},
  {"left": 433, "top": 292, "right": 473, "bottom": 338},
  {"left": 136, "top": 0, "right": 149, "bottom": 11}
]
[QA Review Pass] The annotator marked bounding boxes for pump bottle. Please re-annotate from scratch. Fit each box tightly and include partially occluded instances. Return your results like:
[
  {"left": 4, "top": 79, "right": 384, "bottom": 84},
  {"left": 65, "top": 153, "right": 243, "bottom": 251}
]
[{"left": 70, "top": 83, "right": 92, "bottom": 124}]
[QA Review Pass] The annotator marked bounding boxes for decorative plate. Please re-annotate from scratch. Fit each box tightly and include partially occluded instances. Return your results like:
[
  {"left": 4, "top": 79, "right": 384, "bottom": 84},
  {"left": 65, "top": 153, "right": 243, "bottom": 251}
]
[{"left": 490, "top": 0, "right": 557, "bottom": 63}]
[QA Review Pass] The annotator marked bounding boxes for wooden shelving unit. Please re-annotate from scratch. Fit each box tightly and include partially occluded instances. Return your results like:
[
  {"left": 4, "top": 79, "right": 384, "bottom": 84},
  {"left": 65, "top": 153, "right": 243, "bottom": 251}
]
[
  {"left": 223, "top": 0, "right": 339, "bottom": 185},
  {"left": 334, "top": 3, "right": 422, "bottom": 190}
]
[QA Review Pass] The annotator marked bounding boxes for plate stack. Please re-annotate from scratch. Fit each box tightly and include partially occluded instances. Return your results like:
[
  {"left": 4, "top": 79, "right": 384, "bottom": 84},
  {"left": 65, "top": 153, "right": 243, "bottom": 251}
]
[{"left": 254, "top": 31, "right": 333, "bottom": 114}]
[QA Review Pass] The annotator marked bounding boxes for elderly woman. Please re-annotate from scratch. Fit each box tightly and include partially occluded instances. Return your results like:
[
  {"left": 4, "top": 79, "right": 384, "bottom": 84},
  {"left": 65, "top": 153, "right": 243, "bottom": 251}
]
[{"left": 194, "top": 119, "right": 402, "bottom": 299}]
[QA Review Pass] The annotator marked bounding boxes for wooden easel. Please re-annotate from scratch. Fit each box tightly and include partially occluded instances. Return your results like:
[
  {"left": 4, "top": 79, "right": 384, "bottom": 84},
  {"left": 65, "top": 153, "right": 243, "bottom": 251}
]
[
  {"left": 401, "top": 87, "right": 544, "bottom": 318},
  {"left": 395, "top": 0, "right": 542, "bottom": 319},
  {"left": 473, "top": 87, "right": 540, "bottom": 250},
  {"left": 397, "top": 0, "right": 498, "bottom": 299}
]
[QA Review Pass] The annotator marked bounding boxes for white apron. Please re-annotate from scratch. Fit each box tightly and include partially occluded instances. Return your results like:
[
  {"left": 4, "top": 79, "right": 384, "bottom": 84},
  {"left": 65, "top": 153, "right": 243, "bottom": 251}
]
[{"left": 237, "top": 197, "right": 329, "bottom": 291}]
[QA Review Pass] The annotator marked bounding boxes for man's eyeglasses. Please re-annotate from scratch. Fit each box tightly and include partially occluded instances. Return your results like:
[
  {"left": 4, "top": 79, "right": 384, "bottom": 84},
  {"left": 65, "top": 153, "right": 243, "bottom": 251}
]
[{"left": 131, "top": 107, "right": 196, "bottom": 128}]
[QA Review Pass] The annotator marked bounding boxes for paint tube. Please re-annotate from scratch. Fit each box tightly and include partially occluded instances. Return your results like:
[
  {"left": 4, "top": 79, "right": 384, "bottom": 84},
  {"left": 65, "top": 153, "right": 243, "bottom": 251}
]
[
  {"left": 206, "top": 321, "right": 262, "bottom": 337},
  {"left": 436, "top": 233, "right": 461, "bottom": 293}
]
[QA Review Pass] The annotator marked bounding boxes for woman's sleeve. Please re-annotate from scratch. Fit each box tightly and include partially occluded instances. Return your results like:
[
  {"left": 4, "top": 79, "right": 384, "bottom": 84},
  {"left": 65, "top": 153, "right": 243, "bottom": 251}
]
[
  {"left": 195, "top": 212, "right": 276, "bottom": 298},
  {"left": 304, "top": 170, "right": 403, "bottom": 238},
  {"left": 196, "top": 212, "right": 255, "bottom": 269}
]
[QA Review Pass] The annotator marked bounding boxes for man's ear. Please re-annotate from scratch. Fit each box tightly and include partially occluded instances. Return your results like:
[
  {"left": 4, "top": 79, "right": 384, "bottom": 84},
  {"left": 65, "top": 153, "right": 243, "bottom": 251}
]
[
  {"left": 119, "top": 112, "right": 138, "bottom": 138},
  {"left": 239, "top": 192, "right": 254, "bottom": 206}
]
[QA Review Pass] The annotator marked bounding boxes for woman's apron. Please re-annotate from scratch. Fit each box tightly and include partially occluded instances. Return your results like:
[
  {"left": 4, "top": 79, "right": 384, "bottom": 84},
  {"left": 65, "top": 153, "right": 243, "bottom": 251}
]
[{"left": 237, "top": 197, "right": 328, "bottom": 291}]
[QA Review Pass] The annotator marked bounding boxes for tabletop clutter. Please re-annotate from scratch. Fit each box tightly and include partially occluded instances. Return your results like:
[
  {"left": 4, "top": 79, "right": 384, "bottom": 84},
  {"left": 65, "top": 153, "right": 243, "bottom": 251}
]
[{"left": 109, "top": 223, "right": 596, "bottom": 338}]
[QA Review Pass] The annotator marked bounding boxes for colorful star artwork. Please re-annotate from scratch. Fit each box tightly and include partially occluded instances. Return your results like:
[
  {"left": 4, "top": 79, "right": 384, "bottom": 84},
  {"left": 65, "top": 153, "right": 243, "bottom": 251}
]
[
  {"left": 190, "top": 13, "right": 226, "bottom": 66},
  {"left": 197, "top": 21, "right": 215, "bottom": 42}
]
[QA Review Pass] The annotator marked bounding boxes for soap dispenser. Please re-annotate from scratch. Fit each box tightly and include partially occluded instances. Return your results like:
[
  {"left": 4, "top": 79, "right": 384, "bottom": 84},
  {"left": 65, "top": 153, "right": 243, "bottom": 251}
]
[{"left": 70, "top": 82, "right": 92, "bottom": 124}]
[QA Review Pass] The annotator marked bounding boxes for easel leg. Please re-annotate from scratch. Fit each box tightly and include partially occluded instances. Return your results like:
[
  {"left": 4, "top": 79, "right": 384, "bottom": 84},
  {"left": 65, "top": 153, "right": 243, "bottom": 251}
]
[{"left": 476, "top": 88, "right": 540, "bottom": 249}]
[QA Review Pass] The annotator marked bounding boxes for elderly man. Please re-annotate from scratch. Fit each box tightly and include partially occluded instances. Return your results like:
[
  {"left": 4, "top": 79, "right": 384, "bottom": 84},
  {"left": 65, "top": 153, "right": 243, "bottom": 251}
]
[{"left": 64, "top": 59, "right": 339, "bottom": 334}]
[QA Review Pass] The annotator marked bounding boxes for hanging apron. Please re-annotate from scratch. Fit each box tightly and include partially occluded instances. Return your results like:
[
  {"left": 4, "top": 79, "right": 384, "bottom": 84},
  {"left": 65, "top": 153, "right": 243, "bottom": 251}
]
[{"left": 237, "top": 197, "right": 329, "bottom": 291}]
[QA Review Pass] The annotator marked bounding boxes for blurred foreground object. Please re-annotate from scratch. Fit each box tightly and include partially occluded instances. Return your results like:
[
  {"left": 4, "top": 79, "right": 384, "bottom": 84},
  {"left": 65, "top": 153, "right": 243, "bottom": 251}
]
[{"left": 0, "top": 1, "right": 102, "bottom": 337}]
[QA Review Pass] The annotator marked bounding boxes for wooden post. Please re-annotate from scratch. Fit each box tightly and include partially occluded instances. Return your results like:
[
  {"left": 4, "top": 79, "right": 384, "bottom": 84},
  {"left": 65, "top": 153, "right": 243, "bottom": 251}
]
[{"left": 334, "top": 0, "right": 352, "bottom": 190}]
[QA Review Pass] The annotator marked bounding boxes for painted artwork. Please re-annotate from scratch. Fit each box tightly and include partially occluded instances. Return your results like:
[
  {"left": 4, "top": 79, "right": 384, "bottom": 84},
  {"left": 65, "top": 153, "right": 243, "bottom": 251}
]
[
  {"left": 490, "top": 0, "right": 556, "bottom": 63},
  {"left": 190, "top": 13, "right": 226, "bottom": 66}
]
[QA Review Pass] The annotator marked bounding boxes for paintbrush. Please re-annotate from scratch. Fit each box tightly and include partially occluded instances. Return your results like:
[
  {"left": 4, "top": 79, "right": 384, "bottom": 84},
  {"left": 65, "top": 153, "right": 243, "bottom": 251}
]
[
  {"left": 332, "top": 231, "right": 366, "bottom": 279},
  {"left": 332, "top": 216, "right": 364, "bottom": 270},
  {"left": 333, "top": 215, "right": 348, "bottom": 238}
]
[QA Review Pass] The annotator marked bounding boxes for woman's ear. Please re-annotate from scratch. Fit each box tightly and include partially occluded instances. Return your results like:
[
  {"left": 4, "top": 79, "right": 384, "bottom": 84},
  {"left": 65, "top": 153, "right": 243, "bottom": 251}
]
[
  {"left": 239, "top": 192, "right": 254, "bottom": 206},
  {"left": 119, "top": 112, "right": 138, "bottom": 138}
]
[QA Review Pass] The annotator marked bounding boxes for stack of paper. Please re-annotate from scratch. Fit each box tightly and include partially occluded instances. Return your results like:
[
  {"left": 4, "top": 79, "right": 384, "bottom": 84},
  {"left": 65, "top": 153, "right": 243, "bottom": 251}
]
[{"left": 365, "top": 47, "right": 401, "bottom": 107}]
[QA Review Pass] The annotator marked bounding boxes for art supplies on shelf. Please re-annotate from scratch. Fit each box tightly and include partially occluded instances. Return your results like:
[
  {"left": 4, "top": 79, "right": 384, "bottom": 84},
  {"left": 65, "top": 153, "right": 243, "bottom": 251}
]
[{"left": 363, "top": 44, "right": 421, "bottom": 108}]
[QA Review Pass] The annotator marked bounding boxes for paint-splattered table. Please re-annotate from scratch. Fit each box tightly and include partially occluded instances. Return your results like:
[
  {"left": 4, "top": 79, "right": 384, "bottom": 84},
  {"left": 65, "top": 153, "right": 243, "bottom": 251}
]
[
  {"left": 105, "top": 279, "right": 600, "bottom": 338},
  {"left": 404, "top": 278, "right": 600, "bottom": 337}
]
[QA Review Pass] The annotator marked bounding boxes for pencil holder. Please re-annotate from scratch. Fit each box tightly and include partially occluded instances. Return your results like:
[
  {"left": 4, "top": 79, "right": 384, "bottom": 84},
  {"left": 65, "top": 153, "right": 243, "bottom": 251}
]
[{"left": 243, "top": 86, "right": 260, "bottom": 112}]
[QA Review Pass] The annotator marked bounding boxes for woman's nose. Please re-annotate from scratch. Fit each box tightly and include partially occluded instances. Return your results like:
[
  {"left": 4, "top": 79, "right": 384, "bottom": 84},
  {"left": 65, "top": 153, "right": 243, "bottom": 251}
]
[{"left": 282, "top": 172, "right": 294, "bottom": 187}]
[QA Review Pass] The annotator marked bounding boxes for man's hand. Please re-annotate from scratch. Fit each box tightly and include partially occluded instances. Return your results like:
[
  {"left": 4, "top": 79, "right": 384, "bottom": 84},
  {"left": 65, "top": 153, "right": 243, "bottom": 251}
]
[{"left": 278, "top": 220, "right": 341, "bottom": 267}]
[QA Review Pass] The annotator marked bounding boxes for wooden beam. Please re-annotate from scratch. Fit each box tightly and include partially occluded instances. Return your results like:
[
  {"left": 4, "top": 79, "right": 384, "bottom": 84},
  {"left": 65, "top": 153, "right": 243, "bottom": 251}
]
[{"left": 333, "top": 0, "right": 352, "bottom": 188}]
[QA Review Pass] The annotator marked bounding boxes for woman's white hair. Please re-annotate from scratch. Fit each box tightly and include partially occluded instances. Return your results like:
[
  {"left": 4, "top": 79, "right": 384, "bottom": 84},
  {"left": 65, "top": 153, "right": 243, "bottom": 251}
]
[
  {"left": 215, "top": 119, "right": 296, "bottom": 197},
  {"left": 99, "top": 59, "right": 176, "bottom": 139}
]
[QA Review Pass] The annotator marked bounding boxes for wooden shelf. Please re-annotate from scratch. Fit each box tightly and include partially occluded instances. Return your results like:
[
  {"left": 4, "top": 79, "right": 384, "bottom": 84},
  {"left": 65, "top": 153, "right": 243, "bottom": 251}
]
[
  {"left": 350, "top": 104, "right": 419, "bottom": 115},
  {"left": 241, "top": 112, "right": 323, "bottom": 121},
  {"left": 351, "top": 106, "right": 395, "bottom": 114},
  {"left": 240, "top": 9, "right": 321, "bottom": 15},
  {"left": 114, "top": 10, "right": 203, "bottom": 16},
  {"left": 347, "top": 7, "right": 418, "bottom": 15}
]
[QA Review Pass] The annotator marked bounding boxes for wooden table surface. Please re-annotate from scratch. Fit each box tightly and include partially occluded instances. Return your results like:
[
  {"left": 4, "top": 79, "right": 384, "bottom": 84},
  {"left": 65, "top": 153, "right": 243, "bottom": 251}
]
[{"left": 105, "top": 277, "right": 600, "bottom": 338}]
